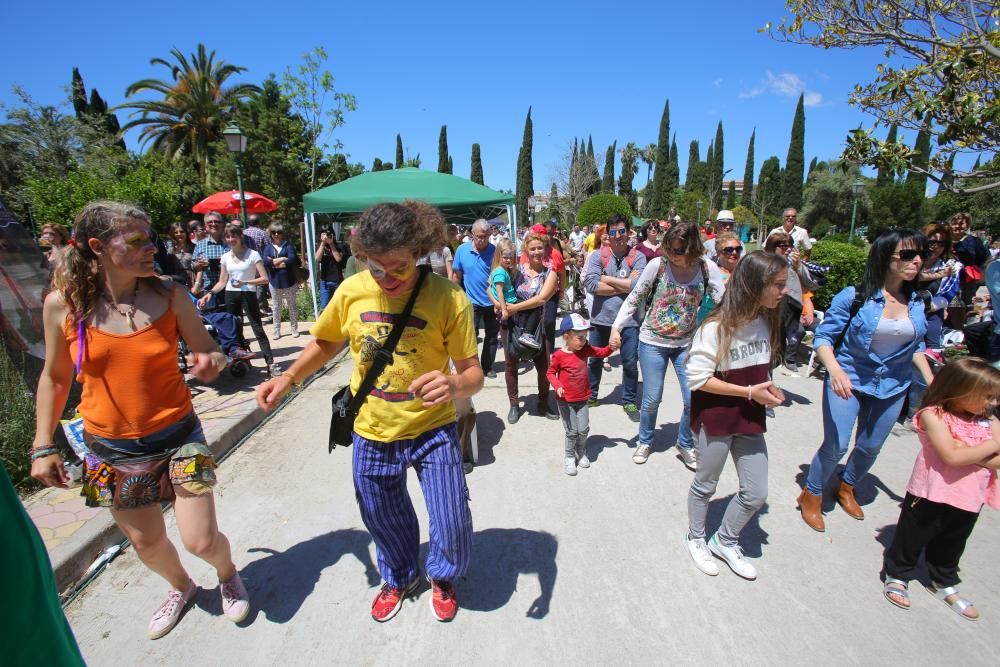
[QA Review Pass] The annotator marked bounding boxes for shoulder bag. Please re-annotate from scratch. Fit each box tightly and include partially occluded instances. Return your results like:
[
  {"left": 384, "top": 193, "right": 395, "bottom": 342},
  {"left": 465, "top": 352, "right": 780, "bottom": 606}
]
[{"left": 328, "top": 266, "right": 430, "bottom": 451}]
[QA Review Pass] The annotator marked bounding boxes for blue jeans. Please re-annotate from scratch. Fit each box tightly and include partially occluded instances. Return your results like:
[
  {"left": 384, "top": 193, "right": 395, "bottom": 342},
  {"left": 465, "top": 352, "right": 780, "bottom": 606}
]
[
  {"left": 319, "top": 280, "right": 339, "bottom": 311},
  {"left": 588, "top": 325, "right": 639, "bottom": 405},
  {"left": 637, "top": 341, "right": 693, "bottom": 449},
  {"left": 804, "top": 380, "right": 908, "bottom": 495}
]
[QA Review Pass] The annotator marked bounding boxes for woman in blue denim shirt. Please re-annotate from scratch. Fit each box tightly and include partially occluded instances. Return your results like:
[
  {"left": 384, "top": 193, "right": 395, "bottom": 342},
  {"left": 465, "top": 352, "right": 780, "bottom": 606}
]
[{"left": 797, "top": 230, "right": 935, "bottom": 532}]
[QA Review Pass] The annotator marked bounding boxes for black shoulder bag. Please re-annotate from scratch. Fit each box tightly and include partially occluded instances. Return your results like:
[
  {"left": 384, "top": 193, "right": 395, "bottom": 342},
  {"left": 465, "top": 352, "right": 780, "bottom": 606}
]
[{"left": 328, "top": 266, "right": 430, "bottom": 451}]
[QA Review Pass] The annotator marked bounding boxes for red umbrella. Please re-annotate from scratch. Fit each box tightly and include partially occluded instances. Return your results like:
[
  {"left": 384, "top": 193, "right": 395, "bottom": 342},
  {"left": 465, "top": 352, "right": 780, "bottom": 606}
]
[{"left": 192, "top": 190, "right": 278, "bottom": 215}]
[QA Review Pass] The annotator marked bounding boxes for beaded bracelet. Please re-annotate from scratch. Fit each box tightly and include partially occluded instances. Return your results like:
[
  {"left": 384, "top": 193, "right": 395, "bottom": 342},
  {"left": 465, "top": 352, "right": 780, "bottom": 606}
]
[{"left": 31, "top": 446, "right": 61, "bottom": 461}]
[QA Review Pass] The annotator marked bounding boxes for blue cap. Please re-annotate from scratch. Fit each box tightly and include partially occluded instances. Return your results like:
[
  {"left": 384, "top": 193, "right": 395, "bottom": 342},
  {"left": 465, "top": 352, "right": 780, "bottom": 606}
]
[{"left": 559, "top": 313, "right": 590, "bottom": 334}]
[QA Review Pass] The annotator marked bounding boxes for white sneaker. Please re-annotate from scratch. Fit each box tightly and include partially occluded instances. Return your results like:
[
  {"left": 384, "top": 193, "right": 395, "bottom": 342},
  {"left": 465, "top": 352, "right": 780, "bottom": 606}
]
[
  {"left": 633, "top": 444, "right": 652, "bottom": 464},
  {"left": 576, "top": 448, "right": 591, "bottom": 468},
  {"left": 564, "top": 456, "right": 577, "bottom": 476},
  {"left": 685, "top": 534, "right": 719, "bottom": 576},
  {"left": 708, "top": 534, "right": 757, "bottom": 580},
  {"left": 272, "top": 330, "right": 281, "bottom": 340},
  {"left": 677, "top": 446, "right": 697, "bottom": 471},
  {"left": 147, "top": 581, "right": 198, "bottom": 639}
]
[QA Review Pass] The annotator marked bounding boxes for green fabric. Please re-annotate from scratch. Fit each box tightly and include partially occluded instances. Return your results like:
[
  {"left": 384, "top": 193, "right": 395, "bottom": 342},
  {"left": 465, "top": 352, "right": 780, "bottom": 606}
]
[
  {"left": 0, "top": 468, "right": 85, "bottom": 666},
  {"left": 303, "top": 167, "right": 514, "bottom": 214}
]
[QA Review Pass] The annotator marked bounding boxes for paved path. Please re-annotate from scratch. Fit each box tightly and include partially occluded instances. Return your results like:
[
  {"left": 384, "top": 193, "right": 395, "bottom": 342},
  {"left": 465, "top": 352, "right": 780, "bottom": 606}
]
[
  {"left": 22, "top": 322, "right": 316, "bottom": 590},
  {"left": 62, "top": 359, "right": 1000, "bottom": 665}
]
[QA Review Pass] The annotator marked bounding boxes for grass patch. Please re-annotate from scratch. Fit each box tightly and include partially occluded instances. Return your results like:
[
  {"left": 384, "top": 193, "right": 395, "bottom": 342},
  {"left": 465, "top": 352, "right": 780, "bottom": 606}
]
[{"left": 0, "top": 346, "right": 38, "bottom": 494}]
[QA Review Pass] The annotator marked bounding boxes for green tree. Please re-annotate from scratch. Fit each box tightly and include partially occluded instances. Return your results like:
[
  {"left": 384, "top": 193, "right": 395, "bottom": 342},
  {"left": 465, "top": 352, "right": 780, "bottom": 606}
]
[
  {"left": 769, "top": 0, "right": 1000, "bottom": 194},
  {"left": 515, "top": 107, "right": 533, "bottom": 229},
  {"left": 685, "top": 140, "right": 700, "bottom": 190},
  {"left": 808, "top": 156, "right": 818, "bottom": 176},
  {"left": 395, "top": 134, "right": 404, "bottom": 169},
  {"left": 930, "top": 155, "right": 1000, "bottom": 235},
  {"left": 668, "top": 134, "right": 680, "bottom": 191},
  {"left": 726, "top": 180, "right": 736, "bottom": 209},
  {"left": 876, "top": 124, "right": 898, "bottom": 186},
  {"left": 119, "top": 44, "right": 261, "bottom": 189},
  {"left": 71, "top": 67, "right": 88, "bottom": 118},
  {"left": 712, "top": 121, "right": 725, "bottom": 208},
  {"left": 372, "top": 157, "right": 383, "bottom": 171},
  {"left": 282, "top": 46, "right": 357, "bottom": 191},
  {"left": 576, "top": 193, "right": 632, "bottom": 229},
  {"left": 602, "top": 141, "right": 616, "bottom": 193},
  {"left": 669, "top": 188, "right": 710, "bottom": 223},
  {"left": 800, "top": 161, "right": 872, "bottom": 234},
  {"left": 618, "top": 142, "right": 639, "bottom": 213},
  {"left": 586, "top": 136, "right": 600, "bottom": 196},
  {"left": 647, "top": 100, "right": 672, "bottom": 217},
  {"left": 742, "top": 128, "right": 755, "bottom": 206},
  {"left": 438, "top": 125, "right": 449, "bottom": 173},
  {"left": 470, "top": 143, "right": 484, "bottom": 184},
  {"left": 753, "top": 155, "right": 783, "bottom": 236},
  {"left": 641, "top": 143, "right": 657, "bottom": 184},
  {"left": 549, "top": 182, "right": 560, "bottom": 221},
  {"left": 783, "top": 93, "right": 806, "bottom": 210},
  {"left": 447, "top": 156, "right": 453, "bottom": 175}
]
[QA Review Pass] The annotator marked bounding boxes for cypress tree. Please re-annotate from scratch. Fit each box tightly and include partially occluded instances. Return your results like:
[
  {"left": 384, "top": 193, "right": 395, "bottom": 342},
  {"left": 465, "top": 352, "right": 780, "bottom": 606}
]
[
  {"left": 905, "top": 128, "right": 932, "bottom": 199},
  {"left": 756, "top": 155, "right": 783, "bottom": 222},
  {"left": 447, "top": 156, "right": 453, "bottom": 175},
  {"left": 470, "top": 143, "right": 484, "bottom": 184},
  {"left": 783, "top": 93, "right": 806, "bottom": 209},
  {"left": 71, "top": 67, "right": 88, "bottom": 118},
  {"left": 876, "top": 124, "right": 898, "bottom": 185},
  {"left": 808, "top": 156, "right": 818, "bottom": 176},
  {"left": 706, "top": 140, "right": 716, "bottom": 207},
  {"left": 395, "top": 134, "right": 404, "bottom": 168},
  {"left": 618, "top": 143, "right": 638, "bottom": 213},
  {"left": 726, "top": 180, "right": 736, "bottom": 209},
  {"left": 515, "top": 107, "right": 534, "bottom": 229},
  {"left": 649, "top": 99, "right": 672, "bottom": 217},
  {"left": 713, "top": 121, "right": 725, "bottom": 207},
  {"left": 586, "top": 136, "right": 600, "bottom": 196},
  {"left": 602, "top": 141, "right": 616, "bottom": 193},
  {"left": 438, "top": 125, "right": 449, "bottom": 173},
  {"left": 685, "top": 140, "right": 700, "bottom": 190},
  {"left": 372, "top": 157, "right": 383, "bottom": 171},
  {"left": 550, "top": 182, "right": 559, "bottom": 220},
  {"left": 668, "top": 133, "right": 680, "bottom": 192},
  {"left": 741, "top": 129, "right": 755, "bottom": 207}
]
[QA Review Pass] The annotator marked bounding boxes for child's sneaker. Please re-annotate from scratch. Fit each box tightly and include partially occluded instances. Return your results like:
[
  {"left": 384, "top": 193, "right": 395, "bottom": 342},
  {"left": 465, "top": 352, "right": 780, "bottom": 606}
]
[
  {"left": 147, "top": 581, "right": 198, "bottom": 640},
  {"left": 517, "top": 333, "right": 541, "bottom": 349},
  {"left": 564, "top": 456, "right": 577, "bottom": 476},
  {"left": 371, "top": 579, "right": 418, "bottom": 622}
]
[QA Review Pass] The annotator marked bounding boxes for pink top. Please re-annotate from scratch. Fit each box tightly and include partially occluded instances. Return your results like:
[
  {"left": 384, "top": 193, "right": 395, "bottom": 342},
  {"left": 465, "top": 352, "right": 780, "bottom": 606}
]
[{"left": 908, "top": 408, "right": 1000, "bottom": 513}]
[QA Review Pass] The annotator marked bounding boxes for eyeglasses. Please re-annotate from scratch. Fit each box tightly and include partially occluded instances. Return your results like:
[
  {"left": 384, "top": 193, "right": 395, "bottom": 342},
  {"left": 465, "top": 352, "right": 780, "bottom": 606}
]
[
  {"left": 719, "top": 246, "right": 744, "bottom": 256},
  {"left": 666, "top": 245, "right": 687, "bottom": 256},
  {"left": 608, "top": 228, "right": 628, "bottom": 237},
  {"left": 927, "top": 240, "right": 945, "bottom": 247},
  {"left": 501, "top": 252, "right": 516, "bottom": 259},
  {"left": 773, "top": 243, "right": 793, "bottom": 250},
  {"left": 894, "top": 249, "right": 927, "bottom": 262},
  {"left": 783, "top": 215, "right": 797, "bottom": 219},
  {"left": 366, "top": 257, "right": 415, "bottom": 280}
]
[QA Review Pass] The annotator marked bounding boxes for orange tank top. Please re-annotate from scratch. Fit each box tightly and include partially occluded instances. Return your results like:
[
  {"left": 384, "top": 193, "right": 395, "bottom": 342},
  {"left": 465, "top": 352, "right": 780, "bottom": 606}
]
[{"left": 65, "top": 300, "right": 192, "bottom": 438}]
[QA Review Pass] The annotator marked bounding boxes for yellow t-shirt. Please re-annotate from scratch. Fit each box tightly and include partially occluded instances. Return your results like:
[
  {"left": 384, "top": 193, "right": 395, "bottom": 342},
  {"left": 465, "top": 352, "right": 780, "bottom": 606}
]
[
  {"left": 583, "top": 232, "right": 597, "bottom": 253},
  {"left": 311, "top": 271, "right": 478, "bottom": 443}
]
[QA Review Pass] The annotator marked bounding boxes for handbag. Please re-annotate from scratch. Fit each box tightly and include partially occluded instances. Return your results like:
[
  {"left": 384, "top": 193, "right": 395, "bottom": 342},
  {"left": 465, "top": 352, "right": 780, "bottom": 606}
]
[{"left": 328, "top": 266, "right": 430, "bottom": 452}]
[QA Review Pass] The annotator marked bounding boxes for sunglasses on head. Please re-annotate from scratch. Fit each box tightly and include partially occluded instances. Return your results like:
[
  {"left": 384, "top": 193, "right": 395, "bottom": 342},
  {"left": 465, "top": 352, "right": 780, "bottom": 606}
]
[
  {"left": 895, "top": 249, "right": 927, "bottom": 262},
  {"left": 608, "top": 228, "right": 628, "bottom": 237},
  {"left": 719, "top": 246, "right": 743, "bottom": 255}
]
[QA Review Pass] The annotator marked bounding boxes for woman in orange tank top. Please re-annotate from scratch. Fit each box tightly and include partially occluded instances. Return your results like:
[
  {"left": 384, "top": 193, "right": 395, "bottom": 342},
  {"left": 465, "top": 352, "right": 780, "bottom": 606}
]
[{"left": 30, "top": 201, "right": 250, "bottom": 640}]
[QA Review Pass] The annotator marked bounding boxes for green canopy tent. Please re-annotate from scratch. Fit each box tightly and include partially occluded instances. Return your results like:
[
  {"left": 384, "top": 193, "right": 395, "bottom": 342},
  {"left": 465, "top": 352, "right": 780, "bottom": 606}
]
[{"left": 301, "top": 168, "right": 516, "bottom": 318}]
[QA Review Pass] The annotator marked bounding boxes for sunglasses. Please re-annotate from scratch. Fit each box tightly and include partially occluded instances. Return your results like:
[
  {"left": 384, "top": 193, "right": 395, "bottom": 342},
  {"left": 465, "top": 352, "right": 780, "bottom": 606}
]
[
  {"left": 895, "top": 249, "right": 927, "bottom": 262},
  {"left": 719, "top": 246, "right": 744, "bottom": 256},
  {"left": 501, "top": 252, "right": 516, "bottom": 259},
  {"left": 927, "top": 240, "right": 946, "bottom": 247},
  {"left": 666, "top": 245, "right": 687, "bottom": 256},
  {"left": 773, "top": 243, "right": 793, "bottom": 250},
  {"left": 366, "top": 257, "right": 415, "bottom": 281},
  {"left": 608, "top": 228, "right": 628, "bottom": 237}
]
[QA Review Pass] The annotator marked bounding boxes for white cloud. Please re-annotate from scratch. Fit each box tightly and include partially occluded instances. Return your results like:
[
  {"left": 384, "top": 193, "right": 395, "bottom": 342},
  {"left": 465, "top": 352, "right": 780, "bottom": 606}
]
[
  {"left": 713, "top": 78, "right": 724, "bottom": 88},
  {"left": 739, "top": 71, "right": 823, "bottom": 106}
]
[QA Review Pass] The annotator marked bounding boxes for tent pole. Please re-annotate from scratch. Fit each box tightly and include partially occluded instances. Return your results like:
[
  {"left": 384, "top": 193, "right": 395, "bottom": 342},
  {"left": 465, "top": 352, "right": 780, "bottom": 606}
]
[
  {"left": 306, "top": 212, "right": 319, "bottom": 320},
  {"left": 508, "top": 204, "right": 517, "bottom": 245}
]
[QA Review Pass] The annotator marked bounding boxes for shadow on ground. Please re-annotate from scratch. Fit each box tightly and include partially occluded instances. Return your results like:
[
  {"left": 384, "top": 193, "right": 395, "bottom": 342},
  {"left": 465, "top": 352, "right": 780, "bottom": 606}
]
[
  {"left": 458, "top": 528, "right": 558, "bottom": 619},
  {"left": 703, "top": 498, "right": 771, "bottom": 558},
  {"left": 225, "top": 529, "right": 378, "bottom": 624}
]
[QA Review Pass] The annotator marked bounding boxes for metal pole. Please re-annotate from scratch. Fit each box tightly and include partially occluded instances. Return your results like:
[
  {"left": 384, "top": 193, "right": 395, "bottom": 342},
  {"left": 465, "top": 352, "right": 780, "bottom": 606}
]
[
  {"left": 848, "top": 195, "right": 859, "bottom": 242},
  {"left": 235, "top": 156, "right": 248, "bottom": 225}
]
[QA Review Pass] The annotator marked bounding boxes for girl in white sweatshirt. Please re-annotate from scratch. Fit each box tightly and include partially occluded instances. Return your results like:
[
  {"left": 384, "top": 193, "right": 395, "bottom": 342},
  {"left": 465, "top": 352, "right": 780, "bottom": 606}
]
[{"left": 683, "top": 251, "right": 788, "bottom": 580}]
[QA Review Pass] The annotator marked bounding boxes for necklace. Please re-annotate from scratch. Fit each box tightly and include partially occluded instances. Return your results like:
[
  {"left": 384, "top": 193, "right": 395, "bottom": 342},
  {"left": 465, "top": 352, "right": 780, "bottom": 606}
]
[{"left": 105, "top": 282, "right": 140, "bottom": 331}]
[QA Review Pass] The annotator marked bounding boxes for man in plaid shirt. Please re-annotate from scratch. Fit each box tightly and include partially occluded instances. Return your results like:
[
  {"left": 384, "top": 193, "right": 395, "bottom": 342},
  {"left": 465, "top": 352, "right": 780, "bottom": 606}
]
[{"left": 192, "top": 211, "right": 228, "bottom": 308}]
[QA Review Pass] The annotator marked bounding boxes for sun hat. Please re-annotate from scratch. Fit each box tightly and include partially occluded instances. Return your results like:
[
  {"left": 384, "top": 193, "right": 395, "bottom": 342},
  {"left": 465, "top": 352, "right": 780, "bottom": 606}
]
[{"left": 716, "top": 210, "right": 736, "bottom": 223}]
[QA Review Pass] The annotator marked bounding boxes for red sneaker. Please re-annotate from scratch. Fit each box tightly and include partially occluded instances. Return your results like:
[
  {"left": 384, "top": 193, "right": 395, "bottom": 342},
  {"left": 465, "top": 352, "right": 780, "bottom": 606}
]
[
  {"left": 428, "top": 578, "right": 458, "bottom": 622},
  {"left": 371, "top": 580, "right": 417, "bottom": 623}
]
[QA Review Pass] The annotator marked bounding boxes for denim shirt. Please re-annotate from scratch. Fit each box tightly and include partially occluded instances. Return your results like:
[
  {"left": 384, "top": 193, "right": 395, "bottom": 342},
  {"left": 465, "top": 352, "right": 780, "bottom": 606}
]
[{"left": 814, "top": 286, "right": 927, "bottom": 399}]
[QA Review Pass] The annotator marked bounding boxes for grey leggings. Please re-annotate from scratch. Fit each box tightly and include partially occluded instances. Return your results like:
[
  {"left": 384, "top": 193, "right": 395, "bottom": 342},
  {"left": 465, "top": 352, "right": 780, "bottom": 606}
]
[
  {"left": 687, "top": 431, "right": 768, "bottom": 547},
  {"left": 556, "top": 400, "right": 590, "bottom": 458}
]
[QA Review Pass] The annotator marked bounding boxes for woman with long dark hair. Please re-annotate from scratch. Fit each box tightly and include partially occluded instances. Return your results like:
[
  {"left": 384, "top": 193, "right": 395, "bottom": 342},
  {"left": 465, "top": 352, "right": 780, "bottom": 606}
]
[
  {"left": 918, "top": 222, "right": 962, "bottom": 351},
  {"left": 797, "top": 229, "right": 935, "bottom": 532}
]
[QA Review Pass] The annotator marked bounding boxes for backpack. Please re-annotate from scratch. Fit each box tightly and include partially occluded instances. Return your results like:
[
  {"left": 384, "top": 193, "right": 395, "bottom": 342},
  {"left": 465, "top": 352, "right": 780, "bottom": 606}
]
[{"left": 600, "top": 246, "right": 640, "bottom": 274}]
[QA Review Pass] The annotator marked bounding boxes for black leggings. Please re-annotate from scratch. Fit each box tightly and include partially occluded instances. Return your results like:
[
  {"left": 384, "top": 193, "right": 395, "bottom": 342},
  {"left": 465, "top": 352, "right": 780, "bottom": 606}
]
[{"left": 225, "top": 291, "right": 273, "bottom": 365}]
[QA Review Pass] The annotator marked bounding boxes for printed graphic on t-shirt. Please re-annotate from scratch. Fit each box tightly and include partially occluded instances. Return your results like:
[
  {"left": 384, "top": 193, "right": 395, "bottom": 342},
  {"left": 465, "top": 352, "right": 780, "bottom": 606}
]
[
  {"left": 357, "top": 311, "right": 427, "bottom": 402},
  {"left": 728, "top": 338, "right": 772, "bottom": 364},
  {"left": 647, "top": 283, "right": 703, "bottom": 338}
]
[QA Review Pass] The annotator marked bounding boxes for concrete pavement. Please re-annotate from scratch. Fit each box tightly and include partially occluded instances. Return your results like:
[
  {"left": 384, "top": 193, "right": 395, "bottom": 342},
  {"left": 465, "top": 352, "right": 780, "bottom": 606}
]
[{"left": 63, "top": 359, "right": 1000, "bottom": 665}]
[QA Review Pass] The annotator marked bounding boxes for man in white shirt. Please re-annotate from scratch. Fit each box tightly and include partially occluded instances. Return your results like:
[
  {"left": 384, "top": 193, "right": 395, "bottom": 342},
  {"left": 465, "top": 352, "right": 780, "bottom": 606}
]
[
  {"left": 768, "top": 208, "right": 813, "bottom": 257},
  {"left": 569, "top": 224, "right": 586, "bottom": 253},
  {"left": 704, "top": 210, "right": 736, "bottom": 259}
]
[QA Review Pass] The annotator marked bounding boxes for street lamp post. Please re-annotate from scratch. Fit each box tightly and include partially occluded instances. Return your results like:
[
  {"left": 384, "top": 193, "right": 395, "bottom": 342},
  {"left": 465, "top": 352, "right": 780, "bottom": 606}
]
[
  {"left": 848, "top": 180, "right": 865, "bottom": 242},
  {"left": 222, "top": 122, "right": 249, "bottom": 225}
]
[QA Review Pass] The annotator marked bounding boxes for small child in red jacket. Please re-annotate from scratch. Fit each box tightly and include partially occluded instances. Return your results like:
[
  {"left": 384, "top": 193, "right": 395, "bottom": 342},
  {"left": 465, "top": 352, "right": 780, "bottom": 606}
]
[{"left": 547, "top": 313, "right": 616, "bottom": 476}]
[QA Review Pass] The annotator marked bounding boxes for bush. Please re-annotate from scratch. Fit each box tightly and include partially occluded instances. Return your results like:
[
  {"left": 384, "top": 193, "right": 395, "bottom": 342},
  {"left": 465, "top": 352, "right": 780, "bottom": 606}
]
[
  {"left": 576, "top": 193, "right": 633, "bottom": 229},
  {"left": 296, "top": 285, "right": 318, "bottom": 322},
  {"left": 0, "top": 347, "right": 37, "bottom": 493},
  {"left": 810, "top": 240, "right": 868, "bottom": 311}
]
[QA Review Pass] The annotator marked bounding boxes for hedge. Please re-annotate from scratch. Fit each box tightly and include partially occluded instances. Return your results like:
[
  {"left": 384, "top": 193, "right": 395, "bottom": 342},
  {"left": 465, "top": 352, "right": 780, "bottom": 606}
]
[
  {"left": 576, "top": 194, "right": 633, "bottom": 229},
  {"left": 810, "top": 240, "right": 868, "bottom": 311}
]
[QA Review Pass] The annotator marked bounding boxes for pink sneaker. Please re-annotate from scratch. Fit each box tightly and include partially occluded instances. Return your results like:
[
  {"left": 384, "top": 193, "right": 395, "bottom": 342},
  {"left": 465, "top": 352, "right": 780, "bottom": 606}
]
[
  {"left": 220, "top": 573, "right": 250, "bottom": 623},
  {"left": 147, "top": 581, "right": 198, "bottom": 639}
]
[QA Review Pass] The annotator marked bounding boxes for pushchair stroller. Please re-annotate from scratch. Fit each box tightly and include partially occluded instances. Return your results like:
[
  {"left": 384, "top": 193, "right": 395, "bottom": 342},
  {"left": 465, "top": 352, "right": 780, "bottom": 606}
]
[{"left": 178, "top": 294, "right": 256, "bottom": 378}]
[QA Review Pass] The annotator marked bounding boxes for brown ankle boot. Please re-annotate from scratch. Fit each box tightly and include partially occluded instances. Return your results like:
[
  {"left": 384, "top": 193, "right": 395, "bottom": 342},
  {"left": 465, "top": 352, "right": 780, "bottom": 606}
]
[
  {"left": 836, "top": 480, "right": 865, "bottom": 520},
  {"left": 796, "top": 488, "right": 825, "bottom": 532}
]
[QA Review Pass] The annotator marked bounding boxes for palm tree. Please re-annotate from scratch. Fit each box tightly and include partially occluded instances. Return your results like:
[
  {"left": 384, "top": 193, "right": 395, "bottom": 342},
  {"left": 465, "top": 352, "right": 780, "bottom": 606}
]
[
  {"left": 641, "top": 143, "right": 657, "bottom": 184},
  {"left": 118, "top": 44, "right": 260, "bottom": 188}
]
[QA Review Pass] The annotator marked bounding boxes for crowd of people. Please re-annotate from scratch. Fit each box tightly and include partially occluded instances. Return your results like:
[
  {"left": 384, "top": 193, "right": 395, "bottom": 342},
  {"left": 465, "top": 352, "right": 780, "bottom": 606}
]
[{"left": 24, "top": 196, "right": 1000, "bottom": 648}]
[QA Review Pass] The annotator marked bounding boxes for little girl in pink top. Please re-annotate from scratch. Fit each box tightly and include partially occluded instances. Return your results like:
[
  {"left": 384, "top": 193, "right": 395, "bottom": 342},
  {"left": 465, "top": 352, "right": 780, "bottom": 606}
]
[{"left": 883, "top": 357, "right": 1000, "bottom": 621}]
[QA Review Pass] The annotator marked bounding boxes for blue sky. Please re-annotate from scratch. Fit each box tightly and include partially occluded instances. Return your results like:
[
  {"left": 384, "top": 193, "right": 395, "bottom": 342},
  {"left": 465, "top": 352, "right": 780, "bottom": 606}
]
[{"left": 2, "top": 0, "right": 904, "bottom": 195}]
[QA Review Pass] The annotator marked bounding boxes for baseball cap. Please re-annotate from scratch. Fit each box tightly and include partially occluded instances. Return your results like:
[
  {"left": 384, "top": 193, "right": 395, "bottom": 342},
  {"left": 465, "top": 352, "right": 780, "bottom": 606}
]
[{"left": 558, "top": 313, "right": 590, "bottom": 334}]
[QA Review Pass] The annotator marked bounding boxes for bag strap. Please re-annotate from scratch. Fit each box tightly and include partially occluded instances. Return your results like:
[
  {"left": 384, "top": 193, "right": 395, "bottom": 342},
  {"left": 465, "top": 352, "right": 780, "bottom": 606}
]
[
  {"left": 346, "top": 265, "right": 430, "bottom": 415},
  {"left": 830, "top": 285, "right": 865, "bottom": 353}
]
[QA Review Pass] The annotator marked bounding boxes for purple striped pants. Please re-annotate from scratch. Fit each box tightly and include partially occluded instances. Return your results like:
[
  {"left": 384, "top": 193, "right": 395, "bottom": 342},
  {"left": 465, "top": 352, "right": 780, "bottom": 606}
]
[{"left": 352, "top": 423, "right": 473, "bottom": 588}]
